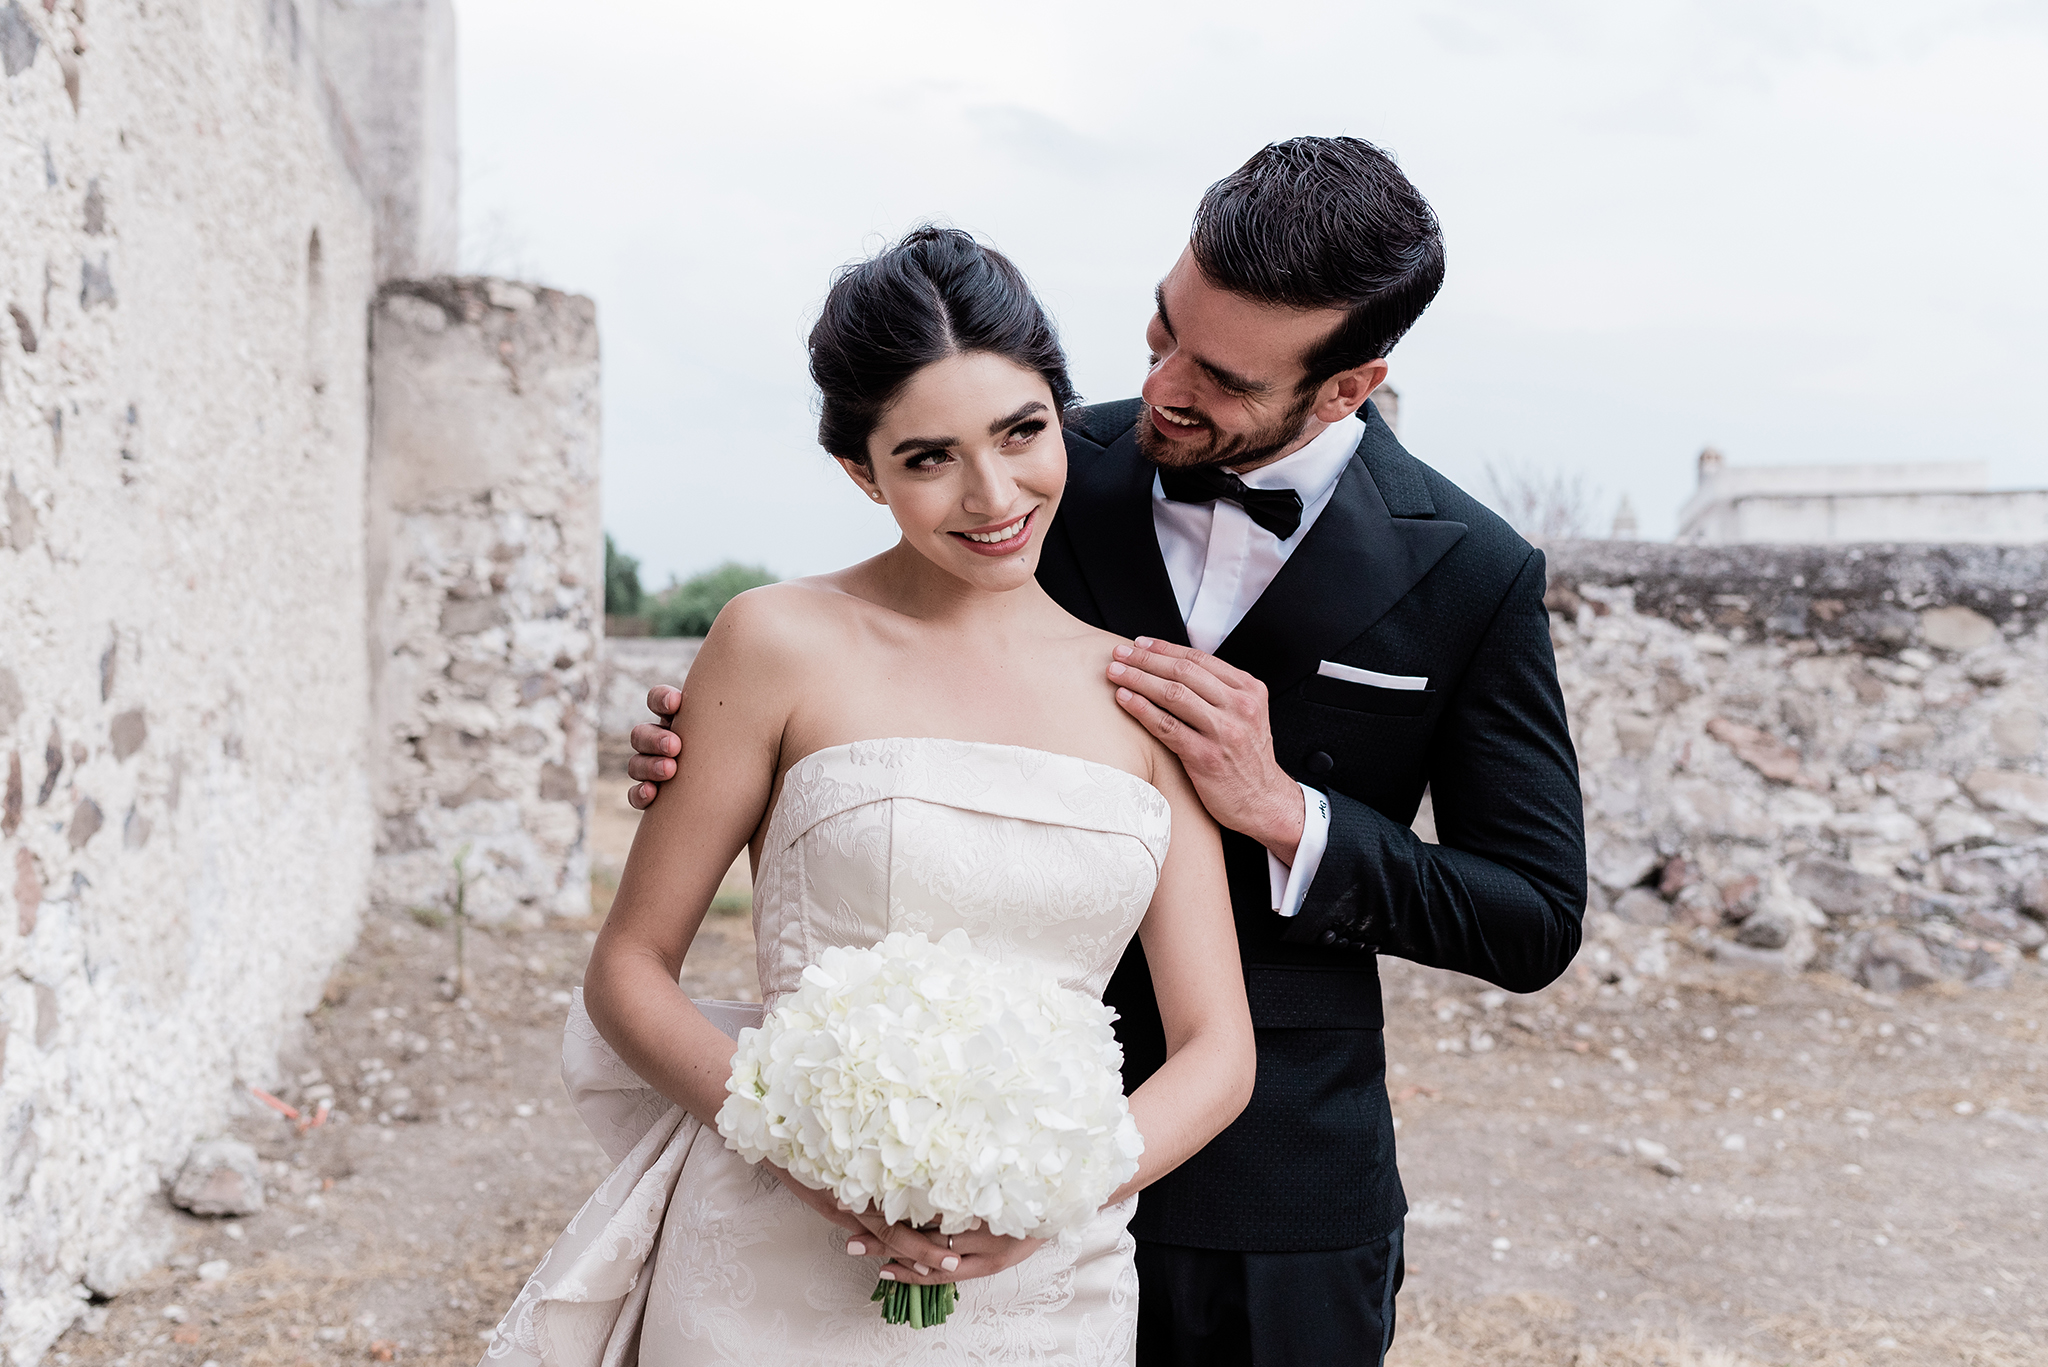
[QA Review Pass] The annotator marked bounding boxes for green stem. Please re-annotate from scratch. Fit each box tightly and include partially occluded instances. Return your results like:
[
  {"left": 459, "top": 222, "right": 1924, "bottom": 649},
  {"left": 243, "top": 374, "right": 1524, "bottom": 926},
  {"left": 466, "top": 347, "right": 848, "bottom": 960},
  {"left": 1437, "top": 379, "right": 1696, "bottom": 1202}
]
[{"left": 870, "top": 1276, "right": 956, "bottom": 1328}]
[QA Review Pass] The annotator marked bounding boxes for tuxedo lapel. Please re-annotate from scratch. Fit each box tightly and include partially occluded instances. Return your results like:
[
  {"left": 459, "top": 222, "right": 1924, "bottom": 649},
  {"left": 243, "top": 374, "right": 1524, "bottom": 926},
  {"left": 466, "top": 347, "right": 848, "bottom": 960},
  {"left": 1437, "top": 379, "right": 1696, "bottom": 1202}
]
[
  {"left": 1056, "top": 424, "right": 1190, "bottom": 646},
  {"left": 1215, "top": 416, "right": 1468, "bottom": 694}
]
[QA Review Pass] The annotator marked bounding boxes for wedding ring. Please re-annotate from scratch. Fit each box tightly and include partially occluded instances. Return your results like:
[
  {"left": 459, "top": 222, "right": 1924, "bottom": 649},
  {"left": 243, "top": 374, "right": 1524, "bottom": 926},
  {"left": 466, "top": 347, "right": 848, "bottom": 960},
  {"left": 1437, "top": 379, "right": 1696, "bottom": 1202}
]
[{"left": 946, "top": 1236, "right": 955, "bottom": 1251}]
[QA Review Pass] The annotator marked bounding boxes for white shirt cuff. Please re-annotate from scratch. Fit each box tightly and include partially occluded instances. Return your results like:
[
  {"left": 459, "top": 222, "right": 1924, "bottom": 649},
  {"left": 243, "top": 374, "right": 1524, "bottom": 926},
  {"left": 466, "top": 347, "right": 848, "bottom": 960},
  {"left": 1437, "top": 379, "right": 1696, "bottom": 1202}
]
[{"left": 1268, "top": 783, "right": 1332, "bottom": 918}]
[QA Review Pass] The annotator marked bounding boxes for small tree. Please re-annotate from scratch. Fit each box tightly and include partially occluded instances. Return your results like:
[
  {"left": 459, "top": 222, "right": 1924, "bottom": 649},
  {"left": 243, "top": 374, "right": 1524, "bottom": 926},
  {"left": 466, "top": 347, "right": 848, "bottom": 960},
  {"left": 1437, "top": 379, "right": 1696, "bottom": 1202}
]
[
  {"left": 1484, "top": 461, "right": 1599, "bottom": 545},
  {"left": 605, "top": 534, "right": 645, "bottom": 617},
  {"left": 651, "top": 562, "right": 778, "bottom": 638}
]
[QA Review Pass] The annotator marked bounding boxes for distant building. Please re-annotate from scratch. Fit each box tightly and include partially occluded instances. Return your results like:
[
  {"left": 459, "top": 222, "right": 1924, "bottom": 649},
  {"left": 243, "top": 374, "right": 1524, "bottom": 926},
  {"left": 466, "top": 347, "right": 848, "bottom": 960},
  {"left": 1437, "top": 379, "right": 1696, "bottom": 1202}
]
[
  {"left": 1370, "top": 384, "right": 1399, "bottom": 436},
  {"left": 1610, "top": 494, "right": 1639, "bottom": 540},
  {"left": 1675, "top": 449, "right": 2048, "bottom": 544}
]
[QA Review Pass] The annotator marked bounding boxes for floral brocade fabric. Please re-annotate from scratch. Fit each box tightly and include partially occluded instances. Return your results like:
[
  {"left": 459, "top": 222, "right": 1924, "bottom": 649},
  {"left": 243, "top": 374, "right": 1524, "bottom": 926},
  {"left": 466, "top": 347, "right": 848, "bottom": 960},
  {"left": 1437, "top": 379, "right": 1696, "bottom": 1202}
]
[{"left": 482, "top": 738, "right": 1169, "bottom": 1367}]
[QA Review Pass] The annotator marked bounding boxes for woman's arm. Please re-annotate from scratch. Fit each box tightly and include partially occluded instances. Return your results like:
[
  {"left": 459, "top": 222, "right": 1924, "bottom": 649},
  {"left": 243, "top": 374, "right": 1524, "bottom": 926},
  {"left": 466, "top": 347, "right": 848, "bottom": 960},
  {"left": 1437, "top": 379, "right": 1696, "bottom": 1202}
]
[
  {"left": 582, "top": 588, "right": 795, "bottom": 1124},
  {"left": 1106, "top": 744, "right": 1255, "bottom": 1204}
]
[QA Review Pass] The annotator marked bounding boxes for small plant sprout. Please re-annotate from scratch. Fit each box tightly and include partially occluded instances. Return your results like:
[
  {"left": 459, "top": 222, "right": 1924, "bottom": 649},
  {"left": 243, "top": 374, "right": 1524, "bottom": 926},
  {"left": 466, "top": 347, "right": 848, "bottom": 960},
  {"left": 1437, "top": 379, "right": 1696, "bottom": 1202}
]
[{"left": 451, "top": 843, "right": 475, "bottom": 998}]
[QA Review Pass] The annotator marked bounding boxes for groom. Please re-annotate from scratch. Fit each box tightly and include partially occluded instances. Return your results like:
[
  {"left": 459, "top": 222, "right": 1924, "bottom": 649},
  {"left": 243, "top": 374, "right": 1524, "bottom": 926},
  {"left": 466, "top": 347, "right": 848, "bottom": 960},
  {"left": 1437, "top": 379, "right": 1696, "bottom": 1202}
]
[{"left": 628, "top": 137, "right": 1586, "bottom": 1364}]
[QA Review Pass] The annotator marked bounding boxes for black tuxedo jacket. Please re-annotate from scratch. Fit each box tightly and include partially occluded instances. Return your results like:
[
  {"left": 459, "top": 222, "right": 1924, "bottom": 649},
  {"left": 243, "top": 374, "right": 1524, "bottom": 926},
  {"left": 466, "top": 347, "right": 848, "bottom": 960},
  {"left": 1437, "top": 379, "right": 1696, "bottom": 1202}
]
[{"left": 1037, "top": 399, "right": 1587, "bottom": 1252}]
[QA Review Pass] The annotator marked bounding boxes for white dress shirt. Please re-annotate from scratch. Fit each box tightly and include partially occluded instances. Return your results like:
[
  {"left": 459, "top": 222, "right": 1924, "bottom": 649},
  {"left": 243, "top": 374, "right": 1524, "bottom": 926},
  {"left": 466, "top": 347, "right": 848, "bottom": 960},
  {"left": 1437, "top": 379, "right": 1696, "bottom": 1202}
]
[{"left": 1150, "top": 415, "right": 1363, "bottom": 917}]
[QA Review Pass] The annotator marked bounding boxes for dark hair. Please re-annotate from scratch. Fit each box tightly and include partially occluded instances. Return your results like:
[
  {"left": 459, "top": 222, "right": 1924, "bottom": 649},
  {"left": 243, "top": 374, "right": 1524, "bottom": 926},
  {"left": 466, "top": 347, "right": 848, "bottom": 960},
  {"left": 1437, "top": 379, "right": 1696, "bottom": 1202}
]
[
  {"left": 810, "top": 226, "right": 1078, "bottom": 465},
  {"left": 1190, "top": 136, "right": 1445, "bottom": 391}
]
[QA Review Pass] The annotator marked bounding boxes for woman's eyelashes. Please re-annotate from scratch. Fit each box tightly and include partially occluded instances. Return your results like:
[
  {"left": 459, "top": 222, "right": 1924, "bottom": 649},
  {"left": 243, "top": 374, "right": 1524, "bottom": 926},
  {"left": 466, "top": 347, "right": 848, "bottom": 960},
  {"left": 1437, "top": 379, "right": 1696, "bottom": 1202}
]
[{"left": 900, "top": 422, "right": 1045, "bottom": 471}]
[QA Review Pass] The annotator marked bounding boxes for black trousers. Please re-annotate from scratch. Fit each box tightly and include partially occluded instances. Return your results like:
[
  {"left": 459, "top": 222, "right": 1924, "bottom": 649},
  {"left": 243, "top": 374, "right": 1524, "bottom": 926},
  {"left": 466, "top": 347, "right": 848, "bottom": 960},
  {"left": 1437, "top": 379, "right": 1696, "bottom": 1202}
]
[{"left": 1134, "top": 1226, "right": 1404, "bottom": 1367}]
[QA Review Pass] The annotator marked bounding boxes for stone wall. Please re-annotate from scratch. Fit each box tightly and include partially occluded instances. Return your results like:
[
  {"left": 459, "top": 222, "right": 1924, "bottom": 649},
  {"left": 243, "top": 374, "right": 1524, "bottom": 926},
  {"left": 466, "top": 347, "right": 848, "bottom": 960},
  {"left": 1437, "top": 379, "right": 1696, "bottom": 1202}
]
[
  {"left": 1, "top": 6, "right": 602, "bottom": 1359},
  {"left": 1546, "top": 543, "right": 2048, "bottom": 994},
  {"left": 0, "top": 0, "right": 378, "bottom": 1355},
  {"left": 367, "top": 280, "right": 603, "bottom": 926},
  {"left": 324, "top": 0, "right": 459, "bottom": 281},
  {"left": 597, "top": 636, "right": 700, "bottom": 764}
]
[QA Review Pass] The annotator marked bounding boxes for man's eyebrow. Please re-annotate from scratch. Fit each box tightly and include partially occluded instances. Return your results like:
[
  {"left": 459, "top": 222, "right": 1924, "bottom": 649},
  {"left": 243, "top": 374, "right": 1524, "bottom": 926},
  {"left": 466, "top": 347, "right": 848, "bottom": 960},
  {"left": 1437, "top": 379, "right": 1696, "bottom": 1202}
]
[
  {"left": 1153, "top": 283, "right": 1273, "bottom": 397},
  {"left": 986, "top": 401, "right": 1048, "bottom": 435},
  {"left": 1196, "top": 357, "right": 1271, "bottom": 397}
]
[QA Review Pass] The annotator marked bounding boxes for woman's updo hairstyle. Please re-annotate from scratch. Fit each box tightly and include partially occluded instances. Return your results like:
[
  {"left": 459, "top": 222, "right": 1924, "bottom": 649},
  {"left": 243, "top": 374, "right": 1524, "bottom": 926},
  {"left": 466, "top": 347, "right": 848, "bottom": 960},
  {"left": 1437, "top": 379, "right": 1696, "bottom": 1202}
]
[{"left": 810, "top": 226, "right": 1078, "bottom": 467}]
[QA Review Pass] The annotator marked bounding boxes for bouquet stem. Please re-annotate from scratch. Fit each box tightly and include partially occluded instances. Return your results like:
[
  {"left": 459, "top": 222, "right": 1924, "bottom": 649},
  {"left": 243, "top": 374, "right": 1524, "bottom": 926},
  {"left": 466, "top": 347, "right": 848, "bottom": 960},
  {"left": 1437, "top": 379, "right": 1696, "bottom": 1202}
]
[{"left": 871, "top": 1276, "right": 958, "bottom": 1328}]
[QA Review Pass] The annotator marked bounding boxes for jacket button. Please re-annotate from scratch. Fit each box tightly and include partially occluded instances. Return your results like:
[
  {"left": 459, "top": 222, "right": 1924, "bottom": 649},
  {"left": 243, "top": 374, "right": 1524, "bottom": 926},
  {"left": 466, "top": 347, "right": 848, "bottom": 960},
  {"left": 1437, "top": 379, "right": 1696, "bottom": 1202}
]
[
  {"left": 1321, "top": 930, "right": 1338, "bottom": 946},
  {"left": 1306, "top": 751, "right": 1334, "bottom": 776}
]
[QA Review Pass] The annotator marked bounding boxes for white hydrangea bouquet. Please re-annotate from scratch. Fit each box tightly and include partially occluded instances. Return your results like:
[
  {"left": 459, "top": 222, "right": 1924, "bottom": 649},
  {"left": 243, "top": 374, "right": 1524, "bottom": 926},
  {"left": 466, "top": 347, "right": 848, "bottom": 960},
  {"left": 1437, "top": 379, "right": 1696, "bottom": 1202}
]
[{"left": 716, "top": 929, "right": 1144, "bottom": 1329}]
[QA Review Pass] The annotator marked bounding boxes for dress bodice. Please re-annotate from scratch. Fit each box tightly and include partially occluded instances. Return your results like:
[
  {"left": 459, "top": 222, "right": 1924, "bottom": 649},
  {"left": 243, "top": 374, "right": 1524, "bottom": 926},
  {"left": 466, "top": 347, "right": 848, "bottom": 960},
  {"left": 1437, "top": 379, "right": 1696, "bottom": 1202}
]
[
  {"left": 752, "top": 738, "right": 1171, "bottom": 1005},
  {"left": 495, "top": 737, "right": 1162, "bottom": 1366}
]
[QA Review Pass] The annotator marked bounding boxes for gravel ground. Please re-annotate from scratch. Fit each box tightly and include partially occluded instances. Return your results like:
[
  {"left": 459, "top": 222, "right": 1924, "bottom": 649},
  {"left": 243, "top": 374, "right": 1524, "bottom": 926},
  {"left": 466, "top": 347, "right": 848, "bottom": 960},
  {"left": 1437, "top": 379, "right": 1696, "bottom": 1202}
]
[{"left": 51, "top": 771, "right": 2046, "bottom": 1367}]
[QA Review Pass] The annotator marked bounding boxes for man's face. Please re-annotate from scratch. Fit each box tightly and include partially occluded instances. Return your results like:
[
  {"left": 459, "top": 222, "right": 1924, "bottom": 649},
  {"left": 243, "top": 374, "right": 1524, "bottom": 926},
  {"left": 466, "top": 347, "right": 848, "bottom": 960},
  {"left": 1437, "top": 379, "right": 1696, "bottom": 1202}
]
[{"left": 1136, "top": 247, "right": 1350, "bottom": 472}]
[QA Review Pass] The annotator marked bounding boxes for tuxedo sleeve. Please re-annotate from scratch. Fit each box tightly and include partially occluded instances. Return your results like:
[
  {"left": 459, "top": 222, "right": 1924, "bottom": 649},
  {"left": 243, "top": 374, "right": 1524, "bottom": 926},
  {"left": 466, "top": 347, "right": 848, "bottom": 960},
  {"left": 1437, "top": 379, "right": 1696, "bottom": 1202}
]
[{"left": 1282, "top": 548, "right": 1587, "bottom": 993}]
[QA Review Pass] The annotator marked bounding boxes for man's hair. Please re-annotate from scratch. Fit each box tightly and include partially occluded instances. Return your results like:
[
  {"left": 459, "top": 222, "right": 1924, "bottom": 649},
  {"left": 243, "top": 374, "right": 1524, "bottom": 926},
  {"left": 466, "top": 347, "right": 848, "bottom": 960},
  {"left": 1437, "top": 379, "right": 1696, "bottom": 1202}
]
[{"left": 1189, "top": 136, "right": 1445, "bottom": 391}]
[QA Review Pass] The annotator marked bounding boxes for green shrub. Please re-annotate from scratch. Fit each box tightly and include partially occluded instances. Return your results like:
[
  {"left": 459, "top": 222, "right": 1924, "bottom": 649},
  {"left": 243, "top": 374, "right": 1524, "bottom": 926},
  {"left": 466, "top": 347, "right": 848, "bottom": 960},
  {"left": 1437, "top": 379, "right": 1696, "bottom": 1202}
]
[
  {"left": 650, "top": 562, "right": 778, "bottom": 638},
  {"left": 605, "top": 534, "right": 645, "bottom": 617}
]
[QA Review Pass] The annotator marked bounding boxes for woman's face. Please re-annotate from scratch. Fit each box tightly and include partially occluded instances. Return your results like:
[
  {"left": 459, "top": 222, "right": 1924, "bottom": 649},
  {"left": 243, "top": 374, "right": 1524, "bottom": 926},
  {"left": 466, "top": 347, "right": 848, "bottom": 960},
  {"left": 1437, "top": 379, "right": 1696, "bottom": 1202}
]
[{"left": 844, "top": 351, "right": 1066, "bottom": 595}]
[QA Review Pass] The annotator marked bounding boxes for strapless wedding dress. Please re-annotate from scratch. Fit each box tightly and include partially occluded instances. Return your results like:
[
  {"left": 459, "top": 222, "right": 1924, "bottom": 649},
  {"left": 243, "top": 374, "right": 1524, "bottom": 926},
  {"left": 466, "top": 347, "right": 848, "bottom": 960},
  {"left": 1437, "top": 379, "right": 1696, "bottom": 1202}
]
[{"left": 483, "top": 738, "right": 1170, "bottom": 1367}]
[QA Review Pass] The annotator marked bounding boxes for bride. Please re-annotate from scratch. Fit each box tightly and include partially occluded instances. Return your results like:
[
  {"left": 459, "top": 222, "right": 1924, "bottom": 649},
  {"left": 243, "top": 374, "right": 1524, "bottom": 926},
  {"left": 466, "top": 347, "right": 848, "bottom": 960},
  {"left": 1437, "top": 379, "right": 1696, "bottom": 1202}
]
[{"left": 484, "top": 227, "right": 1256, "bottom": 1366}]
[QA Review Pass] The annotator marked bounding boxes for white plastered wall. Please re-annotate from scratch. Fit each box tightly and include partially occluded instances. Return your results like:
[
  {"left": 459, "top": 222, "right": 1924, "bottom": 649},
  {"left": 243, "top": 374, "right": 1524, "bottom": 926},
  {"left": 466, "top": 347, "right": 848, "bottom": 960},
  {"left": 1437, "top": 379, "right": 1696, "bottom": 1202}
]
[{"left": 0, "top": 1, "right": 376, "bottom": 1356}]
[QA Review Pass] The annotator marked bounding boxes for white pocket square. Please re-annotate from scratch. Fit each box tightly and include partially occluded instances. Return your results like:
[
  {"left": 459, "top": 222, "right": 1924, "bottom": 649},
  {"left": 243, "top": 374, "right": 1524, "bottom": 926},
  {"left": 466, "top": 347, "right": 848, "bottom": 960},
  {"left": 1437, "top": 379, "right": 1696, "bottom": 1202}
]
[{"left": 1317, "top": 660, "right": 1428, "bottom": 691}]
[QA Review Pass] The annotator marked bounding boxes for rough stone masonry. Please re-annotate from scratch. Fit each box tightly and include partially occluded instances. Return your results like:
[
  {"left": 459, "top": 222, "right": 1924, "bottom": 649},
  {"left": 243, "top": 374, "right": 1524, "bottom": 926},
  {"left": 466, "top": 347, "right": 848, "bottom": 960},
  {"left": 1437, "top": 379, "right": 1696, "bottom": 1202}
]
[
  {"left": 0, "top": 2, "right": 599, "bottom": 1361},
  {"left": 367, "top": 279, "right": 602, "bottom": 925},
  {"left": 1546, "top": 542, "right": 2048, "bottom": 995}
]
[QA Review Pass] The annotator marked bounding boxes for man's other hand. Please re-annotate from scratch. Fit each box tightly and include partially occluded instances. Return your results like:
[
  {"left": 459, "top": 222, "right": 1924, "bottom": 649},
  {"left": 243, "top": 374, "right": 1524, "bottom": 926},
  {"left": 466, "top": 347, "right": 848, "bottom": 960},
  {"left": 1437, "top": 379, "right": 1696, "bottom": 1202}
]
[
  {"left": 1108, "top": 638, "right": 1305, "bottom": 863},
  {"left": 625, "top": 685, "right": 683, "bottom": 810}
]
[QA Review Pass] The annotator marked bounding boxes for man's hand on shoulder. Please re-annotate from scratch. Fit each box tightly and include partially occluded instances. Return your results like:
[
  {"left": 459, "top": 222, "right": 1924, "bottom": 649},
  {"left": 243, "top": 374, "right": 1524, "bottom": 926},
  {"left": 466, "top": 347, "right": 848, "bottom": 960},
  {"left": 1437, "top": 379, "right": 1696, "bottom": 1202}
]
[
  {"left": 1107, "top": 637, "right": 1306, "bottom": 863},
  {"left": 623, "top": 580, "right": 819, "bottom": 812},
  {"left": 626, "top": 685, "right": 683, "bottom": 811}
]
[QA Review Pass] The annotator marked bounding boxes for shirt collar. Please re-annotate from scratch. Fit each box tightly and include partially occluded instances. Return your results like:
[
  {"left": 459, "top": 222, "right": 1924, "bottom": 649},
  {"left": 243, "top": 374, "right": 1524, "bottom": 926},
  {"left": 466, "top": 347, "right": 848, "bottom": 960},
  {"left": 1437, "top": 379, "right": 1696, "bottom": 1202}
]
[{"left": 1235, "top": 414, "right": 1363, "bottom": 506}]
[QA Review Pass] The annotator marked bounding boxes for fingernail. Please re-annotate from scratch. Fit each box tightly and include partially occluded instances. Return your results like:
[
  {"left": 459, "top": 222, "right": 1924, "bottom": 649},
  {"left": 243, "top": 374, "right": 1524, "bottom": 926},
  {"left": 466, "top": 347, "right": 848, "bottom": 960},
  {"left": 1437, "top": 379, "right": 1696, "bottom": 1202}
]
[
  {"left": 1134, "top": 637, "right": 1153, "bottom": 647},
  {"left": 846, "top": 1241, "right": 865, "bottom": 1256},
  {"left": 879, "top": 1269, "right": 897, "bottom": 1281},
  {"left": 914, "top": 1263, "right": 930, "bottom": 1275},
  {"left": 942, "top": 1256, "right": 959, "bottom": 1271},
  {"left": 1113, "top": 645, "right": 1132, "bottom": 660},
  {"left": 1107, "top": 662, "right": 1125, "bottom": 677},
  {"left": 1116, "top": 688, "right": 1132, "bottom": 702}
]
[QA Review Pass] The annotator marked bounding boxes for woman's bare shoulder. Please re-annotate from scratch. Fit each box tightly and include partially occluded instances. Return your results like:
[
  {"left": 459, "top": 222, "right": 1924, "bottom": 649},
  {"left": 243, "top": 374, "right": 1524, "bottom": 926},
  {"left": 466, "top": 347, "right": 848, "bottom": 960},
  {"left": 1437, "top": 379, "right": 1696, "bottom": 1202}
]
[
  {"left": 683, "top": 578, "right": 860, "bottom": 701},
  {"left": 703, "top": 577, "right": 860, "bottom": 649},
  {"left": 1025, "top": 613, "right": 1185, "bottom": 785}
]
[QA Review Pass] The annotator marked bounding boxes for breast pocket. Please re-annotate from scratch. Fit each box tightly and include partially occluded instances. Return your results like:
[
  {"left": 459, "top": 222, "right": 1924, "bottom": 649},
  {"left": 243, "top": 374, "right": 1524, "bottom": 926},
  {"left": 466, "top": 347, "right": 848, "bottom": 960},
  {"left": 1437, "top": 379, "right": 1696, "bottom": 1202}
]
[{"left": 1302, "top": 672, "right": 1436, "bottom": 717}]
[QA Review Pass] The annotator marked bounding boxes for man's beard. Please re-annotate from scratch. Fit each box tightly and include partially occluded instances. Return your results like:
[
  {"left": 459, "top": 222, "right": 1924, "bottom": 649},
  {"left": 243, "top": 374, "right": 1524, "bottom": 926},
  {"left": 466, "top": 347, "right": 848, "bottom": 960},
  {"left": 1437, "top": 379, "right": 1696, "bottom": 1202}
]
[{"left": 1134, "top": 389, "right": 1319, "bottom": 473}]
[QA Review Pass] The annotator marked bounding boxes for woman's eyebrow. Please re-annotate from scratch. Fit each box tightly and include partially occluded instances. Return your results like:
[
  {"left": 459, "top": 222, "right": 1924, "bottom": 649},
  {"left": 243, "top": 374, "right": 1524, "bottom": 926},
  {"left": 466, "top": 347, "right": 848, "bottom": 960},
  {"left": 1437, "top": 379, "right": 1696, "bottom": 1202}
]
[
  {"left": 986, "top": 401, "right": 1048, "bottom": 435},
  {"left": 888, "top": 401, "right": 1050, "bottom": 456},
  {"left": 890, "top": 433, "right": 959, "bottom": 456}
]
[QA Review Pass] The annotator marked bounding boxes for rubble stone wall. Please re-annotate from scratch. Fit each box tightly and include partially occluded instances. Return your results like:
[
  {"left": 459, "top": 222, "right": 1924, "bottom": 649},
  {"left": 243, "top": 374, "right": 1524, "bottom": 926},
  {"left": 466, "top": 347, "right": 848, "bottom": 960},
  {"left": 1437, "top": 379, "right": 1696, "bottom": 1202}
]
[
  {"left": 1545, "top": 542, "right": 2048, "bottom": 994},
  {"left": 596, "top": 636, "right": 700, "bottom": 764},
  {"left": 367, "top": 280, "right": 603, "bottom": 926},
  {"left": 0, "top": 0, "right": 378, "bottom": 1355}
]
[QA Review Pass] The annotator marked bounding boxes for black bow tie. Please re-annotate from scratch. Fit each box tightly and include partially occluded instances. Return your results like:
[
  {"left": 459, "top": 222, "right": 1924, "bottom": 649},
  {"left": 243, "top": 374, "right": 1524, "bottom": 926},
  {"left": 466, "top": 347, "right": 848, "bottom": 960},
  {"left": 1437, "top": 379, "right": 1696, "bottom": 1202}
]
[{"left": 1157, "top": 464, "right": 1305, "bottom": 541}]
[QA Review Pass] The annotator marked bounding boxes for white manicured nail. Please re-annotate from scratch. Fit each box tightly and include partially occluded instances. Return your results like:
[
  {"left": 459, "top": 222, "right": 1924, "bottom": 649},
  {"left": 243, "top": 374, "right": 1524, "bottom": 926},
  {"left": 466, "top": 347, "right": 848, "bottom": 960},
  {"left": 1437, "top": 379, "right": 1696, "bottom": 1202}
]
[{"left": 942, "top": 1256, "right": 959, "bottom": 1272}]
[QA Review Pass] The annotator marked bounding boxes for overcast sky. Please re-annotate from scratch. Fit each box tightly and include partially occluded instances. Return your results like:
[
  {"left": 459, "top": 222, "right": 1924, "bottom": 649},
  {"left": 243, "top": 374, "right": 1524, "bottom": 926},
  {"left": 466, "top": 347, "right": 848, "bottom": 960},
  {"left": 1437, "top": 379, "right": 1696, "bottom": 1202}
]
[{"left": 454, "top": 0, "right": 2047, "bottom": 586}]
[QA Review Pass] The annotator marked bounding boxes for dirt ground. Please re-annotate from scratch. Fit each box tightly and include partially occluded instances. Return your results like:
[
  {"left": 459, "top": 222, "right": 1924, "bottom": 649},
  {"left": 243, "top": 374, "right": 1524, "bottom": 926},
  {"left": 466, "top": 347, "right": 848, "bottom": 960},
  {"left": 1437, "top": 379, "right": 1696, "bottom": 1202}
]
[{"left": 52, "top": 769, "right": 2047, "bottom": 1367}]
